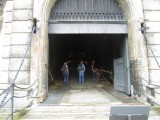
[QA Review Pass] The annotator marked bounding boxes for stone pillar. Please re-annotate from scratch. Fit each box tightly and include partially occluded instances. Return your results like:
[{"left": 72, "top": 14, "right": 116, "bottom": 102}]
[
  {"left": 38, "top": 20, "right": 49, "bottom": 102},
  {"left": 128, "top": 18, "right": 149, "bottom": 101}
]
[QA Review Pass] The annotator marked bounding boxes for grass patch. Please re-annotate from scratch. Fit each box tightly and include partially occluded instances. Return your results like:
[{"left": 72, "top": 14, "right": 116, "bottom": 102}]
[
  {"left": 13, "top": 109, "right": 29, "bottom": 120},
  {"left": 152, "top": 106, "right": 160, "bottom": 115}
]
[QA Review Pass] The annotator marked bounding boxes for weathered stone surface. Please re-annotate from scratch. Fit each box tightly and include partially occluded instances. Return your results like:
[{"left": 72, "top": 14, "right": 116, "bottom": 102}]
[
  {"left": 3, "top": 34, "right": 11, "bottom": 45},
  {"left": 9, "top": 58, "right": 30, "bottom": 71},
  {"left": 1, "top": 58, "right": 9, "bottom": 71},
  {"left": 13, "top": 10, "right": 32, "bottom": 20},
  {"left": 5, "top": 1, "right": 13, "bottom": 11},
  {"left": 147, "top": 33, "right": 160, "bottom": 44},
  {"left": 2, "top": 46, "right": 10, "bottom": 58},
  {"left": 13, "top": 0, "right": 33, "bottom": 10},
  {"left": 0, "top": 71, "right": 8, "bottom": 83},
  {"left": 144, "top": 11, "right": 160, "bottom": 22},
  {"left": 11, "top": 33, "right": 31, "bottom": 45},
  {"left": 146, "top": 22, "right": 160, "bottom": 32},
  {"left": 4, "top": 23, "right": 12, "bottom": 33},
  {"left": 148, "top": 45, "right": 160, "bottom": 57},
  {"left": 12, "top": 21, "right": 33, "bottom": 33},
  {"left": 149, "top": 70, "right": 160, "bottom": 84},
  {"left": 148, "top": 58, "right": 160, "bottom": 70},
  {"left": 143, "top": 0, "right": 160, "bottom": 10},
  {"left": 4, "top": 12, "right": 12, "bottom": 22},
  {"left": 0, "top": 0, "right": 6, "bottom": 9},
  {"left": 8, "top": 71, "right": 30, "bottom": 85},
  {"left": 10, "top": 45, "right": 31, "bottom": 58}
]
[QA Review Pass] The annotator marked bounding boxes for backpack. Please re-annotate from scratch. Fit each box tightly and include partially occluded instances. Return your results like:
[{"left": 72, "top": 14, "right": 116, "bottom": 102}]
[{"left": 77, "top": 64, "right": 82, "bottom": 71}]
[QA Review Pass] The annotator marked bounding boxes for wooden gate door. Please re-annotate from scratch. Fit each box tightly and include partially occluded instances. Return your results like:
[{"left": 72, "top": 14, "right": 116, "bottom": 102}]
[{"left": 114, "top": 58, "right": 125, "bottom": 92}]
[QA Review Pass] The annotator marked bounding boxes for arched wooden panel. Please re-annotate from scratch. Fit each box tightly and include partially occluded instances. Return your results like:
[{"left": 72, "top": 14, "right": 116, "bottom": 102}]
[{"left": 50, "top": 0, "right": 124, "bottom": 21}]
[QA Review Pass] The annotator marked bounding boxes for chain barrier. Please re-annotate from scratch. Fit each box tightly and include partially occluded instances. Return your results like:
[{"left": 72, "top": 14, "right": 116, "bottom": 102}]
[
  {"left": 0, "top": 23, "right": 39, "bottom": 120},
  {"left": 0, "top": 87, "right": 11, "bottom": 96},
  {"left": 14, "top": 79, "right": 38, "bottom": 90},
  {"left": 13, "top": 90, "right": 38, "bottom": 114},
  {"left": 0, "top": 30, "right": 32, "bottom": 108},
  {"left": 137, "top": 77, "right": 160, "bottom": 106},
  {"left": 140, "top": 23, "right": 160, "bottom": 68},
  {"left": 14, "top": 82, "right": 38, "bottom": 98},
  {"left": 138, "top": 23, "right": 160, "bottom": 105}
]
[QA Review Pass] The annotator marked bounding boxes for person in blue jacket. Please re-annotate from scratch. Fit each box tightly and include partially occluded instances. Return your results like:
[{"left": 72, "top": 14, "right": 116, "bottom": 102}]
[{"left": 77, "top": 61, "right": 85, "bottom": 84}]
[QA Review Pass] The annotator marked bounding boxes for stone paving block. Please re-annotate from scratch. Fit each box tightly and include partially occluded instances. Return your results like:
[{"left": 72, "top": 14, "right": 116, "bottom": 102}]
[
  {"left": 2, "top": 46, "right": 10, "bottom": 58},
  {"left": 149, "top": 70, "right": 160, "bottom": 84},
  {"left": 0, "top": 58, "right": 9, "bottom": 71},
  {"left": 0, "top": 71, "right": 9, "bottom": 83},
  {"left": 5, "top": 1, "right": 13, "bottom": 11},
  {"left": 4, "top": 23, "right": 12, "bottom": 33},
  {"left": 148, "top": 45, "right": 160, "bottom": 57},
  {"left": 148, "top": 58, "right": 160, "bottom": 70},
  {"left": 146, "top": 22, "right": 160, "bottom": 33},
  {"left": 4, "top": 12, "right": 12, "bottom": 22},
  {"left": 9, "top": 58, "right": 30, "bottom": 71},
  {"left": 143, "top": 0, "right": 160, "bottom": 10},
  {"left": 13, "top": 10, "right": 32, "bottom": 21},
  {"left": 3, "top": 34, "right": 11, "bottom": 46},
  {"left": 14, "top": 0, "right": 33, "bottom": 10},
  {"left": 147, "top": 33, "right": 160, "bottom": 45},
  {"left": 8, "top": 71, "right": 30, "bottom": 85},
  {"left": 11, "top": 33, "right": 31, "bottom": 45},
  {"left": 144, "top": 11, "right": 160, "bottom": 22},
  {"left": 10, "top": 45, "right": 31, "bottom": 58},
  {"left": 12, "top": 21, "right": 33, "bottom": 33}
]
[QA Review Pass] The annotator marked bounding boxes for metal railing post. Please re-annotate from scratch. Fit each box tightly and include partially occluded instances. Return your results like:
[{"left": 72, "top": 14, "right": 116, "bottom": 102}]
[{"left": 11, "top": 84, "right": 14, "bottom": 120}]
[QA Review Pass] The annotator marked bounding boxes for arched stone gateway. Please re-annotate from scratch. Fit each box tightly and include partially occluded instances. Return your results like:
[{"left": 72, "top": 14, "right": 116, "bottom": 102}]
[{"left": 32, "top": 0, "right": 149, "bottom": 102}]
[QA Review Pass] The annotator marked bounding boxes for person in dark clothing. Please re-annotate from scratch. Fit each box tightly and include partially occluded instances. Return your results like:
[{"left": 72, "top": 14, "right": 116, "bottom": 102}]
[
  {"left": 61, "top": 62, "right": 69, "bottom": 85},
  {"left": 77, "top": 61, "right": 85, "bottom": 84},
  {"left": 91, "top": 60, "right": 96, "bottom": 80}
]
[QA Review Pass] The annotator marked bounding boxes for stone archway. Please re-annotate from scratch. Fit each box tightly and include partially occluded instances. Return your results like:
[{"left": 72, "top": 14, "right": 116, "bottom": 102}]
[{"left": 33, "top": 0, "right": 149, "bottom": 102}]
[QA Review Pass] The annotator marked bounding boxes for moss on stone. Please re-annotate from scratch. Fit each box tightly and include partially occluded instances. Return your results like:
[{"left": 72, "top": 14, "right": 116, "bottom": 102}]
[
  {"left": 152, "top": 106, "right": 160, "bottom": 115},
  {"left": 13, "top": 109, "right": 29, "bottom": 120}
]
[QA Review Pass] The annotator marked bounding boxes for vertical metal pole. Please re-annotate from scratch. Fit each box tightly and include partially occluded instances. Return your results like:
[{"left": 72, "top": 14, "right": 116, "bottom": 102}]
[{"left": 11, "top": 84, "right": 14, "bottom": 120}]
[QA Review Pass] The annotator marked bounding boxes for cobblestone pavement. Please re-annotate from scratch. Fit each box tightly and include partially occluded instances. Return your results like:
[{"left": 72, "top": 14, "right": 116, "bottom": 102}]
[
  {"left": 40, "top": 77, "right": 137, "bottom": 106},
  {"left": 19, "top": 77, "right": 160, "bottom": 120}
]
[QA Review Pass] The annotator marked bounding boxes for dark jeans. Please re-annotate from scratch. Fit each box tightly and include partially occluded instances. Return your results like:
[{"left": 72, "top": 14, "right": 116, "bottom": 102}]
[
  {"left": 63, "top": 72, "right": 69, "bottom": 84},
  {"left": 79, "top": 71, "right": 85, "bottom": 84}
]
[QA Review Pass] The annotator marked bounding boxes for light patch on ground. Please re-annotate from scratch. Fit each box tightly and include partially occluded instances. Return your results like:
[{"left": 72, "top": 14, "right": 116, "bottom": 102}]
[
  {"left": 96, "top": 84, "right": 104, "bottom": 88},
  {"left": 70, "top": 88, "right": 112, "bottom": 104},
  {"left": 70, "top": 90, "right": 81, "bottom": 92}
]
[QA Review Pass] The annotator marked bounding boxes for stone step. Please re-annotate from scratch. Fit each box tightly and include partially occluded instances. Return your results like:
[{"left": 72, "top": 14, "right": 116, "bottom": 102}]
[
  {"left": 28, "top": 105, "right": 110, "bottom": 113},
  {"left": 20, "top": 114, "right": 109, "bottom": 120},
  {"left": 20, "top": 105, "right": 110, "bottom": 120},
  {"left": 18, "top": 105, "right": 160, "bottom": 120}
]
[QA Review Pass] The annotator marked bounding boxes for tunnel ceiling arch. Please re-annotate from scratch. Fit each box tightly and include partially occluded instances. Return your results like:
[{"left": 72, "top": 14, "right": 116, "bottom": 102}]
[{"left": 49, "top": 0, "right": 125, "bottom": 21}]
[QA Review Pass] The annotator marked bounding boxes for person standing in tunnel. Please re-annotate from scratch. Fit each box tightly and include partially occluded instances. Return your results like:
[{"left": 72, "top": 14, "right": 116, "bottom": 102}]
[
  {"left": 61, "top": 61, "right": 69, "bottom": 85},
  {"left": 77, "top": 61, "right": 85, "bottom": 84},
  {"left": 91, "top": 60, "right": 96, "bottom": 80}
]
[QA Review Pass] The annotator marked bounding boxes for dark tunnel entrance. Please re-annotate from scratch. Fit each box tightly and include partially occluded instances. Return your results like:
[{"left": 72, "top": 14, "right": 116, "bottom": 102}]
[{"left": 48, "top": 34, "right": 130, "bottom": 95}]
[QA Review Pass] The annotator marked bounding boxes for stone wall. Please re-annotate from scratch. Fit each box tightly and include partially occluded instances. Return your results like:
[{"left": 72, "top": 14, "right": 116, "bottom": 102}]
[
  {"left": 143, "top": 0, "right": 160, "bottom": 98},
  {"left": 0, "top": 0, "right": 6, "bottom": 31},
  {"left": 0, "top": 0, "right": 33, "bottom": 90},
  {"left": 0, "top": 0, "right": 160, "bottom": 103}
]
